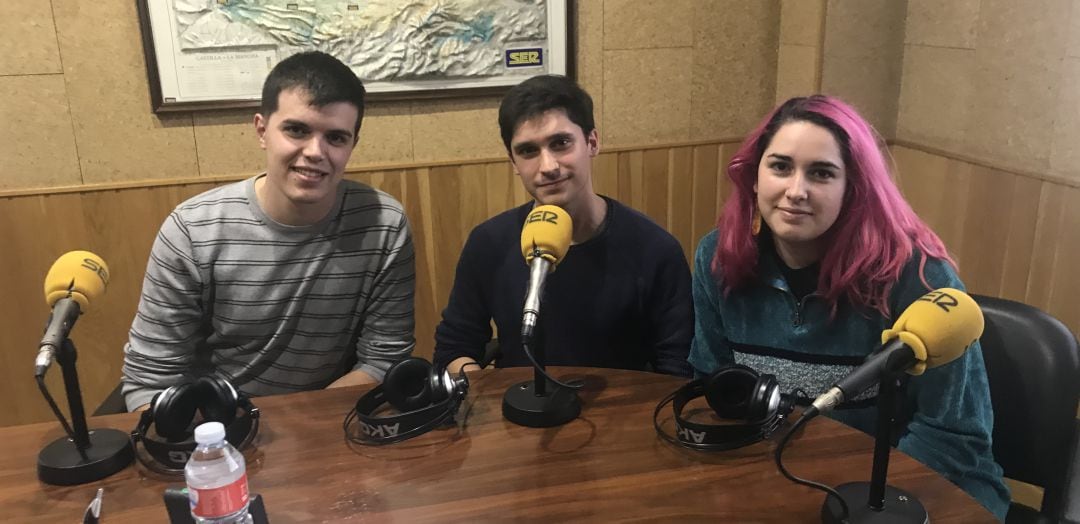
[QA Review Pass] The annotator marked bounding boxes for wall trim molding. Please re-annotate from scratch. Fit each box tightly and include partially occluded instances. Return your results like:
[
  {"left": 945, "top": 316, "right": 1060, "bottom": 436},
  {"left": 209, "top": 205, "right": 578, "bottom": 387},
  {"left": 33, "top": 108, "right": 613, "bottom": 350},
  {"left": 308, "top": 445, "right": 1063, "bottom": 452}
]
[
  {"left": 0, "top": 137, "right": 745, "bottom": 199},
  {"left": 5, "top": 136, "right": 1075, "bottom": 199},
  {"left": 888, "top": 138, "right": 1080, "bottom": 190}
]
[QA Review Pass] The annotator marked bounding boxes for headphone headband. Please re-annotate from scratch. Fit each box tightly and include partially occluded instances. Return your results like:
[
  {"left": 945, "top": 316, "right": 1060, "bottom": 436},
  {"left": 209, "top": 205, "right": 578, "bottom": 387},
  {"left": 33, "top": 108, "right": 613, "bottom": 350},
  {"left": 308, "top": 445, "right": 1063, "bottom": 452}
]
[
  {"left": 131, "top": 381, "right": 260, "bottom": 475},
  {"left": 670, "top": 380, "right": 781, "bottom": 450},
  {"left": 347, "top": 360, "right": 469, "bottom": 445},
  {"left": 654, "top": 365, "right": 793, "bottom": 452},
  {"left": 351, "top": 383, "right": 461, "bottom": 442}
]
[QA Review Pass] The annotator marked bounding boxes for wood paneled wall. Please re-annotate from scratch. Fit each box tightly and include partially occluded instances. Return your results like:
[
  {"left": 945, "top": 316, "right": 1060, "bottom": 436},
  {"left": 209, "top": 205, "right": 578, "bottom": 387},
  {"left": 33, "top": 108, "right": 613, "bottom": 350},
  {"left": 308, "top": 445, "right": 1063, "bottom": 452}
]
[
  {"left": 891, "top": 143, "right": 1080, "bottom": 332},
  {"left": 0, "top": 140, "right": 739, "bottom": 427},
  {"left": 3, "top": 140, "right": 1077, "bottom": 428}
]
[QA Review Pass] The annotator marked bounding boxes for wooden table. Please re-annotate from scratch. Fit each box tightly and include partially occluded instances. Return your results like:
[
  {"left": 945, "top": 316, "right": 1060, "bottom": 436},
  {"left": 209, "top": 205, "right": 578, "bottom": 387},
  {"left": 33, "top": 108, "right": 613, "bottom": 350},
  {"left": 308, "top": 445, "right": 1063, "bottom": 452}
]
[{"left": 1, "top": 368, "right": 994, "bottom": 522}]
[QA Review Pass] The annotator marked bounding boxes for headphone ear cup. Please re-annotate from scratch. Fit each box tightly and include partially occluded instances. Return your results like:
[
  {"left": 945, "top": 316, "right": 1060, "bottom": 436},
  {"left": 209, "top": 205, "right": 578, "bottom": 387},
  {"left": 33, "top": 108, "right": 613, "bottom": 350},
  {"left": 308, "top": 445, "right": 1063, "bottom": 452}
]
[
  {"left": 153, "top": 383, "right": 198, "bottom": 441},
  {"left": 428, "top": 367, "right": 452, "bottom": 404},
  {"left": 704, "top": 366, "right": 758, "bottom": 420},
  {"left": 382, "top": 357, "right": 436, "bottom": 412},
  {"left": 197, "top": 376, "right": 239, "bottom": 426},
  {"left": 746, "top": 373, "right": 778, "bottom": 421}
]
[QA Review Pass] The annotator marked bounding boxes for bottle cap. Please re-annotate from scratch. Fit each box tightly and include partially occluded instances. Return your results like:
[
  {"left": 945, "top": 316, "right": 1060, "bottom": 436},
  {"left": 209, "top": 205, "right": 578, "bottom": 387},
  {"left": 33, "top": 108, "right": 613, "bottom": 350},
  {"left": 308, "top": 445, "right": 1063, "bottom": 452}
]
[{"left": 193, "top": 421, "right": 226, "bottom": 445}]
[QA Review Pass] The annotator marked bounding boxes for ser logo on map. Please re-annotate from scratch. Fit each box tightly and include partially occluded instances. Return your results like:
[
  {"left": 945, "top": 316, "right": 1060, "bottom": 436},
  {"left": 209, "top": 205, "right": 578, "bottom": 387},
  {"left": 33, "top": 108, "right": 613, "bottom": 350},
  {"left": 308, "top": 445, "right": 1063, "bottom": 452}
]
[{"left": 506, "top": 48, "right": 544, "bottom": 68}]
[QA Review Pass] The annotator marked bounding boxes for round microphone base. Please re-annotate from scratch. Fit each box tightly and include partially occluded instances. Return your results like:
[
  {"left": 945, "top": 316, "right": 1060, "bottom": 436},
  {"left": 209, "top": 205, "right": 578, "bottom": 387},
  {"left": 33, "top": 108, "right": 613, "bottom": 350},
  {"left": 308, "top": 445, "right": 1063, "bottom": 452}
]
[
  {"left": 821, "top": 482, "right": 928, "bottom": 524},
  {"left": 38, "top": 428, "right": 135, "bottom": 486},
  {"left": 502, "top": 380, "right": 581, "bottom": 428}
]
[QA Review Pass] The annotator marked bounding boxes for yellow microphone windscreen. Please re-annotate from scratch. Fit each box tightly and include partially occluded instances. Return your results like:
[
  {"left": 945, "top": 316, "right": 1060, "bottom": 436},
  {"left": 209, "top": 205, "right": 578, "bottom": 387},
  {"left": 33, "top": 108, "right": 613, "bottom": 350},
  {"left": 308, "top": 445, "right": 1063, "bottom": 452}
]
[
  {"left": 43, "top": 251, "right": 110, "bottom": 311},
  {"left": 520, "top": 205, "right": 573, "bottom": 268},
  {"left": 880, "top": 288, "right": 983, "bottom": 375}
]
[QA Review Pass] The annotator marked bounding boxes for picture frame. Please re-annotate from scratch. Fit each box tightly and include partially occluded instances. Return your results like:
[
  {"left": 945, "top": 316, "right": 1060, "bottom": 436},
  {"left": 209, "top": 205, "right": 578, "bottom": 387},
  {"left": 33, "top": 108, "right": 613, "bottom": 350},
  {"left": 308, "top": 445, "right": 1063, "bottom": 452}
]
[{"left": 136, "top": 1, "right": 573, "bottom": 113}]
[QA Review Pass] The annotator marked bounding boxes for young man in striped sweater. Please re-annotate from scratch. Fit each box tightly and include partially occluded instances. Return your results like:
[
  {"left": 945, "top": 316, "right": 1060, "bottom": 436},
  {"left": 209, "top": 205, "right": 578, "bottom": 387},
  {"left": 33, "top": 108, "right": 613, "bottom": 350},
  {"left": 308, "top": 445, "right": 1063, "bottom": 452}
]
[{"left": 121, "top": 52, "right": 415, "bottom": 411}]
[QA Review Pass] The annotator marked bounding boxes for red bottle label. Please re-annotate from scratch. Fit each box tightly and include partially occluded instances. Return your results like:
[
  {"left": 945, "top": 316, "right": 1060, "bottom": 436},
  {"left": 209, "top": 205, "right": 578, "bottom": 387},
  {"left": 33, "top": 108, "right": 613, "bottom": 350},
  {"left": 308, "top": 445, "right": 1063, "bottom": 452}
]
[{"left": 189, "top": 473, "right": 249, "bottom": 518}]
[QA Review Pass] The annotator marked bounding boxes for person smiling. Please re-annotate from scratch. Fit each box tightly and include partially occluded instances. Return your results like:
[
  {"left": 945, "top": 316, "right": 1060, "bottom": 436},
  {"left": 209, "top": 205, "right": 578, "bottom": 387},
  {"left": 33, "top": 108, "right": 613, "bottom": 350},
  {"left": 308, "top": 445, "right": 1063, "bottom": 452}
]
[
  {"left": 121, "top": 52, "right": 415, "bottom": 411},
  {"left": 689, "top": 96, "right": 1009, "bottom": 519},
  {"left": 433, "top": 75, "right": 692, "bottom": 377}
]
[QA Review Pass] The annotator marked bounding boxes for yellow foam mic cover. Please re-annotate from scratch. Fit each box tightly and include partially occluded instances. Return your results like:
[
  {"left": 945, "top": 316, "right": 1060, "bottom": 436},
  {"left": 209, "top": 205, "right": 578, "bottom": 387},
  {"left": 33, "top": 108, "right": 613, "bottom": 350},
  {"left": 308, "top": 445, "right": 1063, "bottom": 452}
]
[
  {"left": 520, "top": 205, "right": 573, "bottom": 269},
  {"left": 43, "top": 251, "right": 110, "bottom": 312},
  {"left": 880, "top": 288, "right": 983, "bottom": 376}
]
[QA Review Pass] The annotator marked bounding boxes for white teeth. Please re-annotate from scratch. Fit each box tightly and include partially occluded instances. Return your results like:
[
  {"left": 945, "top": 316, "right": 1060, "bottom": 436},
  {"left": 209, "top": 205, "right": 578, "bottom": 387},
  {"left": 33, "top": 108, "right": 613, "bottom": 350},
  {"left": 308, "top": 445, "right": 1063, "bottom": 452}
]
[{"left": 291, "top": 167, "right": 326, "bottom": 178}]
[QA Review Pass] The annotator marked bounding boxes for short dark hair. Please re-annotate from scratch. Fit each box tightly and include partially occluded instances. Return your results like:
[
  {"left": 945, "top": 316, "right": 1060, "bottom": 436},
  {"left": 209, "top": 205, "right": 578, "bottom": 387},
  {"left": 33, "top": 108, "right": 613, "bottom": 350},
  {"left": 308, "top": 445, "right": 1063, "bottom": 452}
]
[
  {"left": 259, "top": 51, "right": 366, "bottom": 136},
  {"left": 498, "top": 75, "right": 595, "bottom": 151}
]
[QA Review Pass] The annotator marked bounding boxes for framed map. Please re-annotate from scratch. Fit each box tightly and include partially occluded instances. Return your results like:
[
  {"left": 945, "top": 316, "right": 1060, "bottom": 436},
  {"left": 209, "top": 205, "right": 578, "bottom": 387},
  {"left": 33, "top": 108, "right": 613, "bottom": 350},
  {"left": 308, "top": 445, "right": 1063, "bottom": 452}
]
[{"left": 136, "top": 1, "right": 571, "bottom": 113}]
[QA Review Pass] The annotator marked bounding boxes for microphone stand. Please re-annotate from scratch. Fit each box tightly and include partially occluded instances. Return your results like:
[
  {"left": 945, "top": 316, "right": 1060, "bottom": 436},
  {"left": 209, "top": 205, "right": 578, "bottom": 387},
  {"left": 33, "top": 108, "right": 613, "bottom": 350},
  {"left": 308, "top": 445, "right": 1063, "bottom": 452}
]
[
  {"left": 502, "top": 307, "right": 581, "bottom": 427},
  {"left": 37, "top": 338, "right": 134, "bottom": 485},
  {"left": 822, "top": 373, "right": 927, "bottom": 523}
]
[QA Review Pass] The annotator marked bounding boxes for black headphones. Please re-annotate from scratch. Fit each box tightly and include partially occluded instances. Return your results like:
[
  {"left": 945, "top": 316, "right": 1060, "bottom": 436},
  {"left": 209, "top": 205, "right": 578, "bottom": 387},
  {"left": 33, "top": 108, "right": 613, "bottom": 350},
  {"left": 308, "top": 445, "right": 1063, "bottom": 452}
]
[
  {"left": 131, "top": 375, "right": 260, "bottom": 474},
  {"left": 654, "top": 364, "right": 795, "bottom": 451},
  {"left": 344, "top": 357, "right": 469, "bottom": 445}
]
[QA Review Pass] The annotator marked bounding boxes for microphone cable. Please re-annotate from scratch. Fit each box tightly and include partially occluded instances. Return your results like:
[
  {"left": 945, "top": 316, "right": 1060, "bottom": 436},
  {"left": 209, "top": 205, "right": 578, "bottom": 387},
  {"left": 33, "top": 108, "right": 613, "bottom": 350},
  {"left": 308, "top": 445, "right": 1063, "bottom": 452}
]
[
  {"left": 774, "top": 409, "right": 850, "bottom": 522},
  {"left": 521, "top": 338, "right": 584, "bottom": 390},
  {"left": 36, "top": 374, "right": 87, "bottom": 461}
]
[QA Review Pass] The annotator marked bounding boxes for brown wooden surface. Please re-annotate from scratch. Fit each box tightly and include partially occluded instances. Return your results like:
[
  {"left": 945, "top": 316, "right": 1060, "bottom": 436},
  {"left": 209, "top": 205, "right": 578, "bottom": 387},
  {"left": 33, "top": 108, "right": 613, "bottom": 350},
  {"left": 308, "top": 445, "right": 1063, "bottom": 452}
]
[{"left": 1, "top": 367, "right": 994, "bottom": 523}]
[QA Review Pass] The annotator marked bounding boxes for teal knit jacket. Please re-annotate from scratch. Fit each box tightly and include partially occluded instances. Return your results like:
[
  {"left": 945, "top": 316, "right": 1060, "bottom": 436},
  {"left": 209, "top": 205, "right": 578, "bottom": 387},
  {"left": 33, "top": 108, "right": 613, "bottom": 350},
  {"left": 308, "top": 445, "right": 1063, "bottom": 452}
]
[{"left": 689, "top": 230, "right": 1010, "bottom": 520}]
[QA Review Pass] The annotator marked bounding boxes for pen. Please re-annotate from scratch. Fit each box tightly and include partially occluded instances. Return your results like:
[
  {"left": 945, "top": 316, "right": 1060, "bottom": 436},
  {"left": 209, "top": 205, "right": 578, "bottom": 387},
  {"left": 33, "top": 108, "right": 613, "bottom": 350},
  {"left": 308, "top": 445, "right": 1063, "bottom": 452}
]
[{"left": 82, "top": 488, "right": 103, "bottom": 524}]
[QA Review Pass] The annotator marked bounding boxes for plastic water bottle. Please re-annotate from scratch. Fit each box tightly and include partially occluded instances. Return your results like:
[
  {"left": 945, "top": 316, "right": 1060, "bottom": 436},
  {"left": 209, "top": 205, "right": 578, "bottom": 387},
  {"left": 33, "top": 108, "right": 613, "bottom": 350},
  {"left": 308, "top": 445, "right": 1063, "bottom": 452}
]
[{"left": 185, "top": 422, "right": 253, "bottom": 524}]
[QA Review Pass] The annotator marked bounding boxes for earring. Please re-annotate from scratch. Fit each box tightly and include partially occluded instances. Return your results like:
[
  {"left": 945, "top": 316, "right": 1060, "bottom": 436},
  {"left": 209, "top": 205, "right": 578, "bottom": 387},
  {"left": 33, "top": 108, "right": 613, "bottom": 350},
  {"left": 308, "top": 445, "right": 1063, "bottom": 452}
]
[{"left": 751, "top": 206, "right": 762, "bottom": 236}]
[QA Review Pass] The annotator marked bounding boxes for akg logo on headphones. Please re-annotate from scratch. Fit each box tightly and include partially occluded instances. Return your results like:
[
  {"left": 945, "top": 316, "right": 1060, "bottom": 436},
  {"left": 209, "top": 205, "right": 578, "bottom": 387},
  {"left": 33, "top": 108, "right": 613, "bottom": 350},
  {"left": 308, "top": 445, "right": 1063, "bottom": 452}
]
[
  {"left": 527, "top": 210, "right": 559, "bottom": 225},
  {"left": 168, "top": 450, "right": 193, "bottom": 464},
  {"left": 361, "top": 422, "right": 400, "bottom": 439},
  {"left": 676, "top": 424, "right": 706, "bottom": 444}
]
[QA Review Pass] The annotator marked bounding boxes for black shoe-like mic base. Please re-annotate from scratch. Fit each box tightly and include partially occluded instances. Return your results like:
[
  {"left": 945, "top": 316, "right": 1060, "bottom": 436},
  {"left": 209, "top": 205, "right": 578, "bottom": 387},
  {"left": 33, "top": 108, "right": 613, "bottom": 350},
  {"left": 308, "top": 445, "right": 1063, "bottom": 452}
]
[
  {"left": 822, "top": 482, "right": 929, "bottom": 524},
  {"left": 38, "top": 428, "right": 135, "bottom": 486},
  {"left": 502, "top": 380, "right": 581, "bottom": 428}
]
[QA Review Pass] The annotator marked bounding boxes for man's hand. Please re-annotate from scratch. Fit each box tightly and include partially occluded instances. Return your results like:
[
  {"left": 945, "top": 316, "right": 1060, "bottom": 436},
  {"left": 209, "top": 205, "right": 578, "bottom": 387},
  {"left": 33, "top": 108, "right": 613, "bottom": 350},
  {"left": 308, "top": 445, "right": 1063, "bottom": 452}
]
[{"left": 327, "top": 369, "right": 379, "bottom": 389}]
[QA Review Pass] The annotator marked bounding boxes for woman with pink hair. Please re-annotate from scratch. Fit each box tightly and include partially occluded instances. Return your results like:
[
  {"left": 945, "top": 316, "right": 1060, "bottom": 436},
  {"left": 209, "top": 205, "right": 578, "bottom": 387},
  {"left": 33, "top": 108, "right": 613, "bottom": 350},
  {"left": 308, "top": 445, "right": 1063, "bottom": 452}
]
[{"left": 689, "top": 96, "right": 1009, "bottom": 519}]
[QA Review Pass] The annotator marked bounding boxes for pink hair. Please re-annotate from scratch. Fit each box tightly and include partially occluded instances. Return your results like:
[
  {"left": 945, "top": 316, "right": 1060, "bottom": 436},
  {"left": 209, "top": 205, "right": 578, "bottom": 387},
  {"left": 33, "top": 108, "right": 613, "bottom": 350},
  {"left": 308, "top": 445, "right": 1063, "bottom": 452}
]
[{"left": 713, "top": 95, "right": 954, "bottom": 318}]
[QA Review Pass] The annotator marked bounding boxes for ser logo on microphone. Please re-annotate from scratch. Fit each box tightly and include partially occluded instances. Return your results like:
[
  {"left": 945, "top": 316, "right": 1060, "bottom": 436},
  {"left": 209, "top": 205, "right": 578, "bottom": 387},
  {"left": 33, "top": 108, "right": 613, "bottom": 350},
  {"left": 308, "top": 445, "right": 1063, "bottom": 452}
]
[
  {"left": 526, "top": 210, "right": 559, "bottom": 225},
  {"left": 917, "top": 290, "right": 958, "bottom": 312},
  {"left": 80, "top": 257, "right": 110, "bottom": 286}
]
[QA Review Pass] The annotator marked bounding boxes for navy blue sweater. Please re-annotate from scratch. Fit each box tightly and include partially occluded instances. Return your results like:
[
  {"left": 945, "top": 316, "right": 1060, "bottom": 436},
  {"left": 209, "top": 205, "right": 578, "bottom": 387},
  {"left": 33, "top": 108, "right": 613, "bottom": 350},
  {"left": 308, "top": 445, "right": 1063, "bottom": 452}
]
[{"left": 434, "top": 197, "right": 692, "bottom": 377}]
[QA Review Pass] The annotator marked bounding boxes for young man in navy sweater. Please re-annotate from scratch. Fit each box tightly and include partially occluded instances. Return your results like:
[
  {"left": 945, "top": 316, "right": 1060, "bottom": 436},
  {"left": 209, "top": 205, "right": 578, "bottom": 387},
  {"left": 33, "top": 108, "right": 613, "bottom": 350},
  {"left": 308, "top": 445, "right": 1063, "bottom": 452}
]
[{"left": 433, "top": 75, "right": 692, "bottom": 377}]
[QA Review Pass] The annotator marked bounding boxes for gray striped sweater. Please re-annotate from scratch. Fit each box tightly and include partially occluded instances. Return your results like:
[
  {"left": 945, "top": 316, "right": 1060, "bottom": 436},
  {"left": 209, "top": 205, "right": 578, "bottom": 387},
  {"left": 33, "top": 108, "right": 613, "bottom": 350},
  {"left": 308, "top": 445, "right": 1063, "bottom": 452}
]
[{"left": 121, "top": 176, "right": 415, "bottom": 410}]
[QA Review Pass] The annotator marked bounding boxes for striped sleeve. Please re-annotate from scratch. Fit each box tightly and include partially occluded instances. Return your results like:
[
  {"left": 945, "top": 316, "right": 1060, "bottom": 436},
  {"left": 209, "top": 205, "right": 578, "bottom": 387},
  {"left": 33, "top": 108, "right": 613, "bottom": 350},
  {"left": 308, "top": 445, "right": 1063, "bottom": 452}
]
[
  {"left": 352, "top": 208, "right": 416, "bottom": 380},
  {"left": 121, "top": 211, "right": 206, "bottom": 410}
]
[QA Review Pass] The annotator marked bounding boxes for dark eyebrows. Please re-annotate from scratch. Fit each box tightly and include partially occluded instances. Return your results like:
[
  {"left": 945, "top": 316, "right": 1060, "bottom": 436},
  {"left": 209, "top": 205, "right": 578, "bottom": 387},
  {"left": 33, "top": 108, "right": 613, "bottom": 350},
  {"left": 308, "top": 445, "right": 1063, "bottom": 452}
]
[
  {"left": 280, "top": 119, "right": 354, "bottom": 140},
  {"left": 511, "top": 132, "right": 575, "bottom": 154},
  {"left": 809, "top": 160, "right": 842, "bottom": 170},
  {"left": 765, "top": 153, "right": 841, "bottom": 170},
  {"left": 279, "top": 118, "right": 309, "bottom": 129}
]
